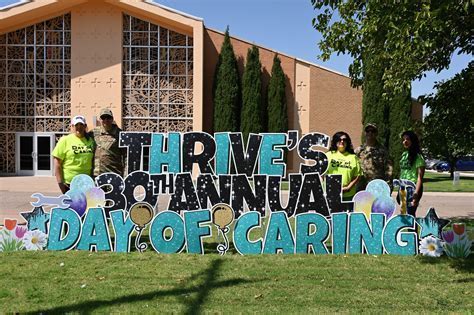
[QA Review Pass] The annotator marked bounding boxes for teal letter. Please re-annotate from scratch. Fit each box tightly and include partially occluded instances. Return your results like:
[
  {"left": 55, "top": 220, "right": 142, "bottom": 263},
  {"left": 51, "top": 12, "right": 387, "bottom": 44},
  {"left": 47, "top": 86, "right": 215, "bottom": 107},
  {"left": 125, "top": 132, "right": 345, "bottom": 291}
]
[
  {"left": 77, "top": 208, "right": 111, "bottom": 251},
  {"left": 383, "top": 215, "right": 417, "bottom": 255},
  {"left": 295, "top": 213, "right": 329, "bottom": 254},
  {"left": 332, "top": 212, "right": 348, "bottom": 254},
  {"left": 47, "top": 208, "right": 81, "bottom": 251},
  {"left": 233, "top": 211, "right": 262, "bottom": 255},
  {"left": 150, "top": 133, "right": 181, "bottom": 174},
  {"left": 184, "top": 210, "right": 211, "bottom": 254},
  {"left": 110, "top": 210, "right": 135, "bottom": 253},
  {"left": 259, "top": 134, "right": 286, "bottom": 176},
  {"left": 263, "top": 211, "right": 294, "bottom": 254},
  {"left": 215, "top": 133, "right": 230, "bottom": 175},
  {"left": 150, "top": 211, "right": 185, "bottom": 254},
  {"left": 348, "top": 213, "right": 385, "bottom": 254}
]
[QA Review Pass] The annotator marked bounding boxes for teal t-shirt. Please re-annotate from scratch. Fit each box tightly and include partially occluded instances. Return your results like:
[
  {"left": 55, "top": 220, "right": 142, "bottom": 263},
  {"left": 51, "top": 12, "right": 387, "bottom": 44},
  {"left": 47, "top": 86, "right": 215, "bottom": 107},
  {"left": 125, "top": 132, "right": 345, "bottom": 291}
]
[
  {"left": 52, "top": 134, "right": 95, "bottom": 184},
  {"left": 400, "top": 151, "right": 425, "bottom": 184},
  {"left": 326, "top": 150, "right": 362, "bottom": 198}
]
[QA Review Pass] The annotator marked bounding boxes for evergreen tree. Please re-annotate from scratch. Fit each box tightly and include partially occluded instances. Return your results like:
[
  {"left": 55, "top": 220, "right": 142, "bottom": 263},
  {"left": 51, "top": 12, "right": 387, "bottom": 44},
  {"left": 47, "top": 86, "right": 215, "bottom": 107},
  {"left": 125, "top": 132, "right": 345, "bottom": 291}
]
[
  {"left": 241, "top": 45, "right": 263, "bottom": 141},
  {"left": 362, "top": 58, "right": 389, "bottom": 147},
  {"left": 267, "top": 55, "right": 287, "bottom": 133},
  {"left": 213, "top": 27, "right": 240, "bottom": 132},
  {"left": 388, "top": 89, "right": 413, "bottom": 177},
  {"left": 362, "top": 57, "right": 412, "bottom": 178}
]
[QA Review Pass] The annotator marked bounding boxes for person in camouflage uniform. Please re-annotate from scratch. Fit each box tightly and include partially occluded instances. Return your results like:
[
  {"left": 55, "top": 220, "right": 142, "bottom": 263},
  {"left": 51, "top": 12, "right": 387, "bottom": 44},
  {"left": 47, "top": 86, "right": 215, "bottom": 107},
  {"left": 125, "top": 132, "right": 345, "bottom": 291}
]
[
  {"left": 90, "top": 108, "right": 126, "bottom": 177},
  {"left": 355, "top": 123, "right": 393, "bottom": 190}
]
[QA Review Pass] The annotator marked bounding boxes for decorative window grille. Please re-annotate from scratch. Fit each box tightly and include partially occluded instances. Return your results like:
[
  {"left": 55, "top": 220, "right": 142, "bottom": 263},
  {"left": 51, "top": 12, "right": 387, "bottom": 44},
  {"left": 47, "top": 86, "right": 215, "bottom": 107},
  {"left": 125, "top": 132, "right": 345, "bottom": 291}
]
[
  {"left": 122, "top": 14, "right": 193, "bottom": 132},
  {"left": 0, "top": 14, "right": 71, "bottom": 173}
]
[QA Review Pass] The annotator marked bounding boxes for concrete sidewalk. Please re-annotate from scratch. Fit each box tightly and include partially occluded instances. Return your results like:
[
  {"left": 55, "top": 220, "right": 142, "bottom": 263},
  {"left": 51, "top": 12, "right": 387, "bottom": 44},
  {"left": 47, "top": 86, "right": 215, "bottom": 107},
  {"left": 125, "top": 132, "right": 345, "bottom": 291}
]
[{"left": 1, "top": 176, "right": 473, "bottom": 223}]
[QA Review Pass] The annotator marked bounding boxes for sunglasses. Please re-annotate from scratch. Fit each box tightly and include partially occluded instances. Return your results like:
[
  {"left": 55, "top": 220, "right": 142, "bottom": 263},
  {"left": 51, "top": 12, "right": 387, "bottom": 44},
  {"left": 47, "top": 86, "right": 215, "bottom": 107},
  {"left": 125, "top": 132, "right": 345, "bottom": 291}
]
[
  {"left": 101, "top": 115, "right": 113, "bottom": 120},
  {"left": 338, "top": 138, "right": 348, "bottom": 142},
  {"left": 365, "top": 129, "right": 376, "bottom": 133}
]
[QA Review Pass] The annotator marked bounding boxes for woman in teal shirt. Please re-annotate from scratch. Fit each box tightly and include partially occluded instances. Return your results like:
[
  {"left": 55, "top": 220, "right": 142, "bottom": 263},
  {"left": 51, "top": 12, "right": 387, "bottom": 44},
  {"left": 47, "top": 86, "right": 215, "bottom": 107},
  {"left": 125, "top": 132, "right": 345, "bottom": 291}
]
[{"left": 399, "top": 130, "right": 425, "bottom": 215}]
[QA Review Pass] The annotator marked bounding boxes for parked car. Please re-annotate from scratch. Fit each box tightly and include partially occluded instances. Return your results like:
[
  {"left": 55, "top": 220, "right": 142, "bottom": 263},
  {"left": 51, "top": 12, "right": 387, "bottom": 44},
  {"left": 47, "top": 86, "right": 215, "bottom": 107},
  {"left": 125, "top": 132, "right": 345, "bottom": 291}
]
[
  {"left": 435, "top": 161, "right": 450, "bottom": 172},
  {"left": 432, "top": 157, "right": 474, "bottom": 172},
  {"left": 455, "top": 156, "right": 474, "bottom": 171},
  {"left": 426, "top": 159, "right": 441, "bottom": 170}
]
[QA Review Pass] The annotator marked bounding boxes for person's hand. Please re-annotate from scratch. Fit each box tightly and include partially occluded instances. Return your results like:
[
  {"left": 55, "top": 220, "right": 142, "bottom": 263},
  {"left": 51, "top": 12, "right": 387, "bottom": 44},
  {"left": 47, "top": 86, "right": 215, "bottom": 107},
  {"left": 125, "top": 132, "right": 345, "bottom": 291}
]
[
  {"left": 58, "top": 182, "right": 69, "bottom": 194},
  {"left": 411, "top": 199, "right": 419, "bottom": 208},
  {"left": 342, "top": 186, "right": 350, "bottom": 192}
]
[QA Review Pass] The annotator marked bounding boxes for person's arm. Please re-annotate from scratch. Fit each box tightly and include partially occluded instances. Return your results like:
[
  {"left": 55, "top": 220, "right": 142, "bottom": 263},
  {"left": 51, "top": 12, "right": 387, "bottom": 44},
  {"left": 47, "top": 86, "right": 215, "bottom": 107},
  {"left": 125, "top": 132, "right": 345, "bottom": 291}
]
[
  {"left": 343, "top": 175, "right": 360, "bottom": 192},
  {"left": 412, "top": 166, "right": 425, "bottom": 207},
  {"left": 54, "top": 157, "right": 69, "bottom": 194},
  {"left": 385, "top": 153, "right": 394, "bottom": 190}
]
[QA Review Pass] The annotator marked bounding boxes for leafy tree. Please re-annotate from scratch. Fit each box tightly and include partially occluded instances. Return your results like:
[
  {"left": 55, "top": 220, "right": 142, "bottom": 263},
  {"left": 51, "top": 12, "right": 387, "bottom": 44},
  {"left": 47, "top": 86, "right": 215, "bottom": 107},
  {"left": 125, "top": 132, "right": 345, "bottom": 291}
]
[
  {"left": 213, "top": 27, "right": 240, "bottom": 132},
  {"left": 267, "top": 55, "right": 287, "bottom": 133},
  {"left": 312, "top": 1, "right": 473, "bottom": 95},
  {"left": 421, "top": 61, "right": 474, "bottom": 178},
  {"left": 241, "top": 45, "right": 263, "bottom": 140}
]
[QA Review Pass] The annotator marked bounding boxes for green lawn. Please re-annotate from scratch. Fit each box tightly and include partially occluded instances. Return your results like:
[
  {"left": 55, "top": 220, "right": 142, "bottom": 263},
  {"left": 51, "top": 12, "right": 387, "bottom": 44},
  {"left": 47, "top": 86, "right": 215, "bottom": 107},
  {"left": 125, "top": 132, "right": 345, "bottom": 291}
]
[
  {"left": 1, "top": 251, "right": 473, "bottom": 313},
  {"left": 277, "top": 171, "right": 474, "bottom": 192},
  {"left": 1, "top": 217, "right": 473, "bottom": 313},
  {"left": 423, "top": 171, "right": 474, "bottom": 192}
]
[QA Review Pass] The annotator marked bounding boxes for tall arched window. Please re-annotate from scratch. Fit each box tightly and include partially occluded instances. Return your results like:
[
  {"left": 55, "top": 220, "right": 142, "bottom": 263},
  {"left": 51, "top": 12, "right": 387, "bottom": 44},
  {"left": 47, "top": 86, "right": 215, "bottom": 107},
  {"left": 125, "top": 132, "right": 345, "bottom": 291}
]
[{"left": 122, "top": 14, "right": 193, "bottom": 132}]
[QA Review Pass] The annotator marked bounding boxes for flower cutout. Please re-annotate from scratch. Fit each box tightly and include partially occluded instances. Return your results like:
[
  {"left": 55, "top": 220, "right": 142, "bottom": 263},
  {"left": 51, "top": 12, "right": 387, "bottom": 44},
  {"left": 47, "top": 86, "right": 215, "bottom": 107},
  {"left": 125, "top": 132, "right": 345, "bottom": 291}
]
[
  {"left": 15, "top": 226, "right": 28, "bottom": 240},
  {"left": 4, "top": 219, "right": 17, "bottom": 231},
  {"left": 419, "top": 236, "right": 443, "bottom": 257},
  {"left": 453, "top": 223, "right": 465, "bottom": 236},
  {"left": 23, "top": 230, "right": 47, "bottom": 251},
  {"left": 442, "top": 230, "right": 454, "bottom": 244}
]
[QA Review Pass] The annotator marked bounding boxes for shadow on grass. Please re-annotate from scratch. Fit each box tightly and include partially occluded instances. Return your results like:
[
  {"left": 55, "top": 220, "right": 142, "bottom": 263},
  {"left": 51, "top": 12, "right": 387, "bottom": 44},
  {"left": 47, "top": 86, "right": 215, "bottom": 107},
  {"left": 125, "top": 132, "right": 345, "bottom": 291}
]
[
  {"left": 448, "top": 255, "right": 474, "bottom": 274},
  {"left": 34, "top": 258, "right": 256, "bottom": 314},
  {"left": 418, "top": 254, "right": 474, "bottom": 274},
  {"left": 453, "top": 277, "right": 474, "bottom": 283}
]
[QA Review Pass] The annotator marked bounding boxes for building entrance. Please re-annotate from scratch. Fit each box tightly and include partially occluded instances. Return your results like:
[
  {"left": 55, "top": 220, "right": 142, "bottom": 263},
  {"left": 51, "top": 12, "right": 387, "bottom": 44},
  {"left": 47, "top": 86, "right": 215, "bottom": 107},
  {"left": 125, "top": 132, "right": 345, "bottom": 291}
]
[{"left": 15, "top": 133, "right": 55, "bottom": 176}]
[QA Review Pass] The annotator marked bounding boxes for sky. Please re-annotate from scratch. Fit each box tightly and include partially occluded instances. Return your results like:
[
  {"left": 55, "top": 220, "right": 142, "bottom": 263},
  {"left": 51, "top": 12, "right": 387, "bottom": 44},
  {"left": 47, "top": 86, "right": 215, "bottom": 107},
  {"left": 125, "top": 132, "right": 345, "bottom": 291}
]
[{"left": 1, "top": 0, "right": 471, "bottom": 100}]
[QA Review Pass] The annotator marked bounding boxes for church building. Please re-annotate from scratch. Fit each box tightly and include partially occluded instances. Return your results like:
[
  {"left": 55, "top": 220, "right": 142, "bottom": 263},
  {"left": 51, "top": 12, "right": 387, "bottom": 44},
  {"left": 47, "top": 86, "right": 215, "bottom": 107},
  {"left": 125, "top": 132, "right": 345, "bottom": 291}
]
[{"left": 0, "top": 0, "right": 422, "bottom": 176}]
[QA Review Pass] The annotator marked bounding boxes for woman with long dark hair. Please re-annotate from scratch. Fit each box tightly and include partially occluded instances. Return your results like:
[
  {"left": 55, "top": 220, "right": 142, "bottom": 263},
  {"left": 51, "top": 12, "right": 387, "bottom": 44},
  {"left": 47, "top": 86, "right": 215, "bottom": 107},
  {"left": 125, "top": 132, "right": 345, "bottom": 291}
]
[
  {"left": 399, "top": 130, "right": 425, "bottom": 215},
  {"left": 326, "top": 131, "right": 362, "bottom": 201}
]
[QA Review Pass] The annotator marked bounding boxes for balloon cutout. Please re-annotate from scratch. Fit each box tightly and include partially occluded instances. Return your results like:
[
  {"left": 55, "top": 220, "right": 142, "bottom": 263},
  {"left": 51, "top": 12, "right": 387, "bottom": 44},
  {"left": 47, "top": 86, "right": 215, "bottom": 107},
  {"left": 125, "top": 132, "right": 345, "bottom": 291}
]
[
  {"left": 85, "top": 187, "right": 106, "bottom": 210},
  {"left": 353, "top": 191, "right": 375, "bottom": 219},
  {"left": 66, "top": 174, "right": 102, "bottom": 217},
  {"left": 66, "top": 190, "right": 87, "bottom": 217},
  {"left": 371, "top": 196, "right": 396, "bottom": 218},
  {"left": 366, "top": 179, "right": 391, "bottom": 198},
  {"left": 211, "top": 203, "right": 235, "bottom": 255},
  {"left": 129, "top": 202, "right": 154, "bottom": 252}
]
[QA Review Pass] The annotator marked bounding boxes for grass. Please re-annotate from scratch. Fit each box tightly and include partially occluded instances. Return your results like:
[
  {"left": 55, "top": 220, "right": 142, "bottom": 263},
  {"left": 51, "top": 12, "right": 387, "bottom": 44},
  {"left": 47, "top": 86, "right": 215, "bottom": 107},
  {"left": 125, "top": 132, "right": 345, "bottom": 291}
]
[
  {"left": 423, "top": 172, "right": 474, "bottom": 192},
  {"left": 1, "top": 251, "right": 473, "bottom": 313},
  {"left": 276, "top": 171, "right": 474, "bottom": 192},
  {"left": 1, "top": 218, "right": 474, "bottom": 313}
]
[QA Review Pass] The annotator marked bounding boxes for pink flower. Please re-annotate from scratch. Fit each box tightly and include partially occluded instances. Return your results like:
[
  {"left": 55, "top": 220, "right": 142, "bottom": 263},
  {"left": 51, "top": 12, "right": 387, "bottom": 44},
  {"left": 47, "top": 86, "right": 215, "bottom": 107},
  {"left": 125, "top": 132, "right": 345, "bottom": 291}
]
[
  {"left": 15, "top": 226, "right": 27, "bottom": 239},
  {"left": 442, "top": 230, "right": 454, "bottom": 244}
]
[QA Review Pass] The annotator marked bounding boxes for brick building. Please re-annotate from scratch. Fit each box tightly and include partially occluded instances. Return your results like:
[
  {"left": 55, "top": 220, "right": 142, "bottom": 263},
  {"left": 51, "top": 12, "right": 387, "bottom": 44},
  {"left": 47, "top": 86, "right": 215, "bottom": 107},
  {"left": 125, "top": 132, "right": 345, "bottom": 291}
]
[{"left": 0, "top": 0, "right": 421, "bottom": 176}]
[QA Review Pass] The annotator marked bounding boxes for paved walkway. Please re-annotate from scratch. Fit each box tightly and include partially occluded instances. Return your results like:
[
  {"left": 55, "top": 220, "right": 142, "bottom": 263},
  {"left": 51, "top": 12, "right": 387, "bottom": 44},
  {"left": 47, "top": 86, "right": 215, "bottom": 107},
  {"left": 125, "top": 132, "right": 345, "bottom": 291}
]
[{"left": 1, "top": 176, "right": 473, "bottom": 224}]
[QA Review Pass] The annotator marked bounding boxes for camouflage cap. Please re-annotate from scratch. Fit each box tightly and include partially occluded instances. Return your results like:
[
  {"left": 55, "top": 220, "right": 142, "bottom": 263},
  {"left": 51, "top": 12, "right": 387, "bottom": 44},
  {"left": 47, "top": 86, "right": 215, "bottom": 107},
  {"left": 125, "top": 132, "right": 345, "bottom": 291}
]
[
  {"left": 100, "top": 108, "right": 113, "bottom": 118},
  {"left": 365, "top": 123, "right": 378, "bottom": 132}
]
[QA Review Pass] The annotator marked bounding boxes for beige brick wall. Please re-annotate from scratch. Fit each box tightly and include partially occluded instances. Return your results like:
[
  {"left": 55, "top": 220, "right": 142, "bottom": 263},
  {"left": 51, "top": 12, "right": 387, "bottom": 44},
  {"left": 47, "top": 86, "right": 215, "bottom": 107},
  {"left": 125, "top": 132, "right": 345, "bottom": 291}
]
[{"left": 309, "top": 65, "right": 363, "bottom": 148}]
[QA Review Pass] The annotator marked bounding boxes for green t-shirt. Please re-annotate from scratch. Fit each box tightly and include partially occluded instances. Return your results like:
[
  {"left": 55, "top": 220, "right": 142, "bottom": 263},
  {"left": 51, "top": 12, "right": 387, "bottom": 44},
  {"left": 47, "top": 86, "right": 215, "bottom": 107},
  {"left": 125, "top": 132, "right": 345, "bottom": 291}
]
[
  {"left": 52, "top": 134, "right": 95, "bottom": 184},
  {"left": 326, "top": 150, "right": 362, "bottom": 198},
  {"left": 400, "top": 151, "right": 425, "bottom": 184}
]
